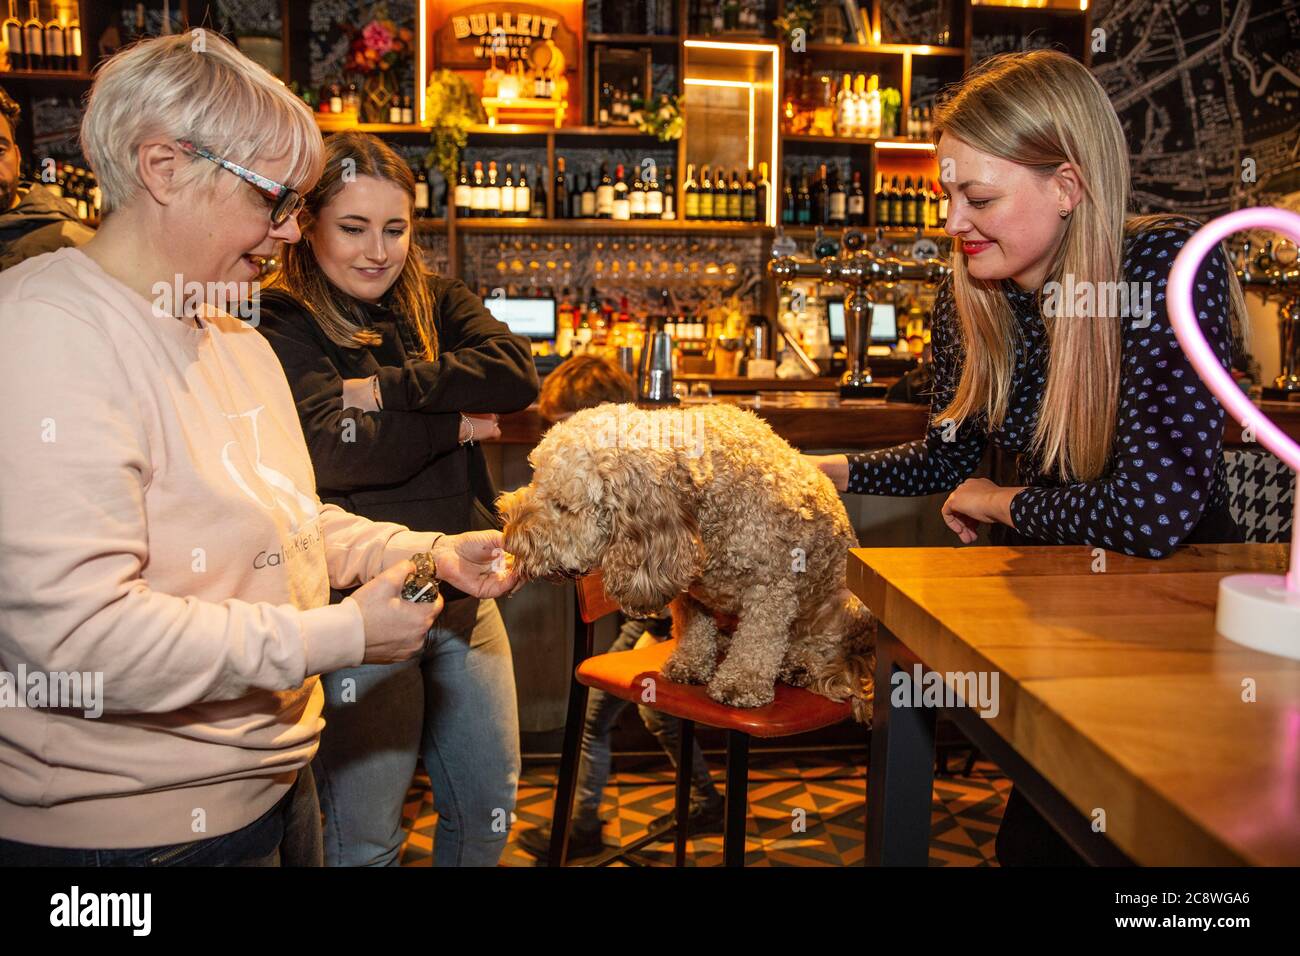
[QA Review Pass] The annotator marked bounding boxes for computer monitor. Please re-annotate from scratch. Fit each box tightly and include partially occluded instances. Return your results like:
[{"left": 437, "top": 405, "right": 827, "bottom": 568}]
[
  {"left": 827, "top": 299, "right": 897, "bottom": 345},
  {"left": 483, "top": 295, "right": 557, "bottom": 340}
]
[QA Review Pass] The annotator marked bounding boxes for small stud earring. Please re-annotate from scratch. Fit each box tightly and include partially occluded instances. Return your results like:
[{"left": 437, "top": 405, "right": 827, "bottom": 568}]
[{"left": 1059, "top": 208, "right": 1071, "bottom": 218}]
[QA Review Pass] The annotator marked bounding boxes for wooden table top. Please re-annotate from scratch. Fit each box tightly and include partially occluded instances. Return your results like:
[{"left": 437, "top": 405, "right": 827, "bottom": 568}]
[
  {"left": 497, "top": 396, "right": 1300, "bottom": 451},
  {"left": 847, "top": 543, "right": 1300, "bottom": 866}
]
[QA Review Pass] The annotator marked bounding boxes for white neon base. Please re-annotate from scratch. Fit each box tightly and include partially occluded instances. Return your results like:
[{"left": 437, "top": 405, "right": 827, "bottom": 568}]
[{"left": 1216, "top": 574, "right": 1300, "bottom": 661}]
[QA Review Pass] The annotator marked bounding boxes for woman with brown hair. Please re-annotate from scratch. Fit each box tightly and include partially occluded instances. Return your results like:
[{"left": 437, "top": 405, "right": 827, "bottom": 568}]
[
  {"left": 807, "top": 50, "right": 1247, "bottom": 863},
  {"left": 256, "top": 131, "right": 538, "bottom": 866}
]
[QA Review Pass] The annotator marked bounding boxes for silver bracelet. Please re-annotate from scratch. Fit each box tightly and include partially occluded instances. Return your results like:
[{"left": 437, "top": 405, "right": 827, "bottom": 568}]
[
  {"left": 371, "top": 375, "right": 382, "bottom": 410},
  {"left": 460, "top": 412, "right": 475, "bottom": 445}
]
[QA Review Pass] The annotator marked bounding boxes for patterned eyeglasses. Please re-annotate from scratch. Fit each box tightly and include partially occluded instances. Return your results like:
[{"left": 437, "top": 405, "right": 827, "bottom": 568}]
[{"left": 175, "top": 138, "right": 305, "bottom": 226}]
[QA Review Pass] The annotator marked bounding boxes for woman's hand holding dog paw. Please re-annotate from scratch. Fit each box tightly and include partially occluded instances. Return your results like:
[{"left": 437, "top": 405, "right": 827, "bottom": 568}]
[{"left": 803, "top": 454, "right": 849, "bottom": 492}]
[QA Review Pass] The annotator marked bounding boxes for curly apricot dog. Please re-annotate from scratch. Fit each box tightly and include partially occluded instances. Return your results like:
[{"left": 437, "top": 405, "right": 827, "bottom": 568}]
[{"left": 497, "top": 403, "right": 874, "bottom": 722}]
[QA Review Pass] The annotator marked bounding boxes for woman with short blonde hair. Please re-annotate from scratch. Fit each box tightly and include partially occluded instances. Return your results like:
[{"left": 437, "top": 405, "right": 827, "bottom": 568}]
[{"left": 0, "top": 33, "right": 515, "bottom": 867}]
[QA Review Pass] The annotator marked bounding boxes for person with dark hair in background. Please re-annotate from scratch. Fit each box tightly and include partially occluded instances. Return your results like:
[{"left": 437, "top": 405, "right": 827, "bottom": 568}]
[{"left": 0, "top": 86, "right": 94, "bottom": 270}]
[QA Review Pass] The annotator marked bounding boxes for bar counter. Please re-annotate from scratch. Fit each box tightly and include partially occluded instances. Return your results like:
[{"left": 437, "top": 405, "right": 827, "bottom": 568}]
[{"left": 495, "top": 393, "right": 1300, "bottom": 451}]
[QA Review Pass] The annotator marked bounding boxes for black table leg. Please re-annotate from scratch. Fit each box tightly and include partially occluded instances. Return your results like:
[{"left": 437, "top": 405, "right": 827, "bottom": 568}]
[
  {"left": 549, "top": 599, "right": 596, "bottom": 868},
  {"left": 866, "top": 623, "right": 936, "bottom": 866}
]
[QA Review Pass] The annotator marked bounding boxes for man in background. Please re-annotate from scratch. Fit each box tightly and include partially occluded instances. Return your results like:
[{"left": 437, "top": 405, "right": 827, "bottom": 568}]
[{"left": 0, "top": 85, "right": 94, "bottom": 271}]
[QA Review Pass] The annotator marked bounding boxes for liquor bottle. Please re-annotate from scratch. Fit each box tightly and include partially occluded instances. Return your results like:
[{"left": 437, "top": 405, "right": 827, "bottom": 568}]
[
  {"left": 500, "top": 162, "right": 516, "bottom": 216},
  {"left": 388, "top": 93, "right": 403, "bottom": 124},
  {"left": 699, "top": 166, "right": 714, "bottom": 220},
  {"left": 814, "top": 163, "right": 831, "bottom": 225},
  {"left": 598, "top": 82, "right": 611, "bottom": 126},
  {"left": 22, "top": 0, "right": 43, "bottom": 71},
  {"left": 901, "top": 176, "right": 915, "bottom": 227},
  {"left": 828, "top": 165, "right": 846, "bottom": 225},
  {"left": 741, "top": 169, "right": 757, "bottom": 223},
  {"left": 782, "top": 170, "right": 795, "bottom": 225},
  {"left": 660, "top": 165, "right": 675, "bottom": 220},
  {"left": 556, "top": 287, "right": 575, "bottom": 356},
  {"left": 553, "top": 157, "right": 568, "bottom": 219},
  {"left": 595, "top": 163, "right": 614, "bottom": 219},
  {"left": 847, "top": 170, "right": 866, "bottom": 226},
  {"left": 470, "top": 161, "right": 486, "bottom": 217},
  {"left": 929, "top": 180, "right": 941, "bottom": 228},
  {"left": 874, "top": 172, "right": 887, "bottom": 226},
  {"left": 454, "top": 162, "right": 470, "bottom": 218},
  {"left": 888, "top": 175, "right": 902, "bottom": 227},
  {"left": 43, "top": 2, "right": 65, "bottom": 71},
  {"left": 402, "top": 95, "right": 415, "bottom": 125},
  {"left": 796, "top": 171, "right": 812, "bottom": 225},
  {"left": 329, "top": 82, "right": 343, "bottom": 114},
  {"left": 629, "top": 164, "right": 646, "bottom": 219},
  {"left": 414, "top": 165, "right": 431, "bottom": 218},
  {"left": 65, "top": 1, "right": 82, "bottom": 69},
  {"left": 726, "top": 169, "right": 742, "bottom": 221},
  {"left": 581, "top": 171, "right": 596, "bottom": 218},
  {"left": 834, "top": 74, "right": 853, "bottom": 137},
  {"left": 612, "top": 163, "right": 630, "bottom": 221},
  {"left": 683, "top": 164, "right": 699, "bottom": 220},
  {"left": 937, "top": 183, "right": 949, "bottom": 227},
  {"left": 645, "top": 163, "right": 663, "bottom": 219},
  {"left": 530, "top": 167, "right": 546, "bottom": 217},
  {"left": 755, "top": 162, "right": 770, "bottom": 225},
  {"left": 3, "top": 2, "right": 25, "bottom": 72},
  {"left": 484, "top": 161, "right": 501, "bottom": 216}
]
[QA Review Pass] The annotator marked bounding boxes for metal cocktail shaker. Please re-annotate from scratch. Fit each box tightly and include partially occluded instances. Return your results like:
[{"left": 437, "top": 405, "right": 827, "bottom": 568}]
[{"left": 641, "top": 330, "right": 677, "bottom": 403}]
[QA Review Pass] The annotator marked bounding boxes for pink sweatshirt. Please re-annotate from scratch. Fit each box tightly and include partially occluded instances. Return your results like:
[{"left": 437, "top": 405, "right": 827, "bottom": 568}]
[{"left": 0, "top": 247, "right": 435, "bottom": 849}]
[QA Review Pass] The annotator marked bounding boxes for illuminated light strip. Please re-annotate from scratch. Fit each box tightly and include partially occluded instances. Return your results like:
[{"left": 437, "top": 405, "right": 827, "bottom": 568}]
[
  {"left": 874, "top": 141, "right": 936, "bottom": 151},
  {"left": 418, "top": 1, "right": 427, "bottom": 125}
]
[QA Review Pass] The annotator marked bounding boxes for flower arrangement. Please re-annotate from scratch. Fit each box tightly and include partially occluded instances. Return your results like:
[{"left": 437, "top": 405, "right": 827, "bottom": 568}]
[
  {"left": 774, "top": 0, "right": 819, "bottom": 44},
  {"left": 342, "top": 5, "right": 414, "bottom": 76},
  {"left": 630, "top": 93, "right": 684, "bottom": 142},
  {"left": 424, "top": 69, "right": 487, "bottom": 182}
]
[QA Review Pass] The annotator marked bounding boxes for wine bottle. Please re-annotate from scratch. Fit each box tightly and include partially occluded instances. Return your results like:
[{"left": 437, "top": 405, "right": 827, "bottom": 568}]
[
  {"left": 500, "top": 162, "right": 516, "bottom": 216},
  {"left": 484, "top": 161, "right": 501, "bottom": 217},
  {"left": 530, "top": 167, "right": 546, "bottom": 217},
  {"left": 699, "top": 166, "right": 714, "bottom": 220},
  {"left": 470, "top": 161, "right": 486, "bottom": 218},
  {"left": 828, "top": 165, "right": 846, "bottom": 225},
  {"left": 683, "top": 164, "right": 699, "bottom": 220},
  {"left": 726, "top": 169, "right": 742, "bottom": 221},
  {"left": 454, "top": 162, "right": 470, "bottom": 218},
  {"left": 515, "top": 163, "right": 532, "bottom": 218},
  {"left": 848, "top": 170, "right": 866, "bottom": 226},
  {"left": 741, "top": 169, "right": 757, "bottom": 223},
  {"left": 43, "top": 2, "right": 65, "bottom": 71},
  {"left": 414, "top": 165, "right": 431, "bottom": 219},
  {"left": 814, "top": 163, "right": 831, "bottom": 225},
  {"left": 612, "top": 163, "right": 630, "bottom": 221},
  {"left": 755, "top": 162, "right": 770, "bottom": 225},
  {"left": 888, "top": 175, "right": 902, "bottom": 227},
  {"left": 629, "top": 164, "right": 646, "bottom": 219},
  {"left": 782, "top": 171, "right": 795, "bottom": 225},
  {"left": 596, "top": 163, "right": 614, "bottom": 219},
  {"left": 796, "top": 170, "right": 812, "bottom": 225},
  {"left": 553, "top": 157, "right": 568, "bottom": 219},
  {"left": 645, "top": 163, "right": 663, "bottom": 219},
  {"left": 660, "top": 165, "right": 675, "bottom": 220},
  {"left": 3, "top": 2, "right": 25, "bottom": 72},
  {"left": 22, "top": 0, "right": 43, "bottom": 71}
]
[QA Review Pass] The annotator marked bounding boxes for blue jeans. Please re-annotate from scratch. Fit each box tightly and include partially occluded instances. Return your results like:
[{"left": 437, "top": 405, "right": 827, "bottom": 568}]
[
  {"left": 573, "top": 619, "right": 721, "bottom": 824},
  {"left": 313, "top": 597, "right": 520, "bottom": 866},
  {"left": 0, "top": 764, "right": 323, "bottom": 866}
]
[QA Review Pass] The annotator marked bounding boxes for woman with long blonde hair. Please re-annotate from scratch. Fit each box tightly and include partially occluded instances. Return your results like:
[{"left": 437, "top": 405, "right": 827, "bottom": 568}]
[{"left": 809, "top": 50, "right": 1246, "bottom": 862}]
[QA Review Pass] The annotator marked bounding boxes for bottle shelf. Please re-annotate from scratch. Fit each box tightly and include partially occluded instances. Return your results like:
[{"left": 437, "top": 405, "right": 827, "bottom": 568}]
[
  {"left": 314, "top": 116, "right": 425, "bottom": 133},
  {"left": 453, "top": 217, "right": 772, "bottom": 235},
  {"left": 0, "top": 69, "right": 94, "bottom": 82},
  {"left": 780, "top": 225, "right": 948, "bottom": 240}
]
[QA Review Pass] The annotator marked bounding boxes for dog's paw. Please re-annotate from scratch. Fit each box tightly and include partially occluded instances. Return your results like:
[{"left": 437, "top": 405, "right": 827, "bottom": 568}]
[
  {"left": 707, "top": 672, "right": 775, "bottom": 710},
  {"left": 661, "top": 649, "right": 713, "bottom": 685}
]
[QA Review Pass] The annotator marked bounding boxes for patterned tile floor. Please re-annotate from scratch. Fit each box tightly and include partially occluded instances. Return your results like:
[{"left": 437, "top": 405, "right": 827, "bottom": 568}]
[{"left": 399, "top": 749, "right": 1011, "bottom": 866}]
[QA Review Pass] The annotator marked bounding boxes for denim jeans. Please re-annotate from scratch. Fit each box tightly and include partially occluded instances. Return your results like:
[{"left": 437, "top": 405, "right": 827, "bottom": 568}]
[
  {"left": 573, "top": 618, "right": 721, "bottom": 824},
  {"left": 312, "top": 597, "right": 520, "bottom": 867},
  {"left": 0, "top": 764, "right": 323, "bottom": 866}
]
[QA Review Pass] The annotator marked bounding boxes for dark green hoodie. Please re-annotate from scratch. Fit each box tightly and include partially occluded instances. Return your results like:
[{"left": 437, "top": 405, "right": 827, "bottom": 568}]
[{"left": 0, "top": 183, "right": 95, "bottom": 271}]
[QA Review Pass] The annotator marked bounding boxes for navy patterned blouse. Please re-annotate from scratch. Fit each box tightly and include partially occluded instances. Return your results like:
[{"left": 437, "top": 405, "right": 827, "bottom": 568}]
[{"left": 847, "top": 220, "right": 1238, "bottom": 558}]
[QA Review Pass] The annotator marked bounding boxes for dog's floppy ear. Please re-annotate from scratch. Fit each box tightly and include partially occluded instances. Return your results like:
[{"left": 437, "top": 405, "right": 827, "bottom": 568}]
[{"left": 599, "top": 453, "right": 702, "bottom": 615}]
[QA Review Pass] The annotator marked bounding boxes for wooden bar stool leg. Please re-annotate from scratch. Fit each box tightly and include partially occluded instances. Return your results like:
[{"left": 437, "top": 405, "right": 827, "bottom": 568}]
[
  {"left": 549, "top": 609, "right": 596, "bottom": 867},
  {"left": 724, "top": 730, "right": 750, "bottom": 868},
  {"left": 672, "top": 718, "right": 695, "bottom": 867}
]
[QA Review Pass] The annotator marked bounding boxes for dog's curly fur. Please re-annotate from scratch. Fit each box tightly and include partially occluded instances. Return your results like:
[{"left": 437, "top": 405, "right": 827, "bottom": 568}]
[{"left": 497, "top": 403, "right": 875, "bottom": 723}]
